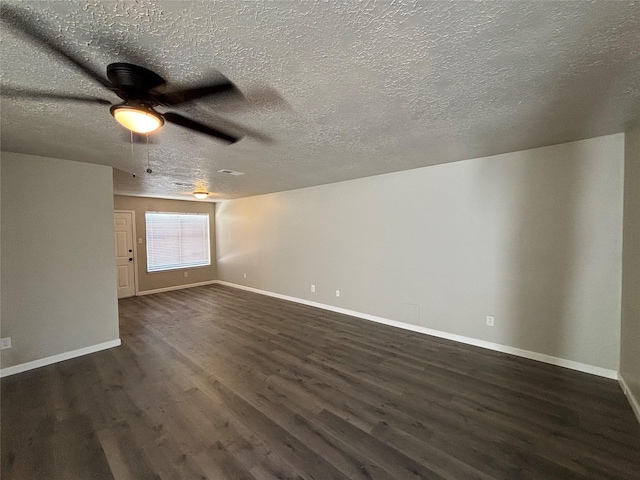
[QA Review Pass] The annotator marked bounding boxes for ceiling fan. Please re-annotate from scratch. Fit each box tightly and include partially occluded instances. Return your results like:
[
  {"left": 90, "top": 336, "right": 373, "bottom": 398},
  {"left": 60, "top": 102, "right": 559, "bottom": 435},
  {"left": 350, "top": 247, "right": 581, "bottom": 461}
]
[{"left": 0, "top": 4, "right": 246, "bottom": 144}]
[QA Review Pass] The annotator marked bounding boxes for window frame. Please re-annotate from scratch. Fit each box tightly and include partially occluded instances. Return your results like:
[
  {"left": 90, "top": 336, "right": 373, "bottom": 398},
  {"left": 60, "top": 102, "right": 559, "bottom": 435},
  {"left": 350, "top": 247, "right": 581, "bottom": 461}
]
[{"left": 145, "top": 211, "right": 211, "bottom": 273}]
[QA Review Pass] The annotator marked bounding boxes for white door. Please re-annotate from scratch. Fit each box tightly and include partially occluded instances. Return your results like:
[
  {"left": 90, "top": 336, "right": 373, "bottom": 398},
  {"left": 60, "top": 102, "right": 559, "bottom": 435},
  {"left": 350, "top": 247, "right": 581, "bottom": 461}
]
[{"left": 114, "top": 212, "right": 136, "bottom": 298}]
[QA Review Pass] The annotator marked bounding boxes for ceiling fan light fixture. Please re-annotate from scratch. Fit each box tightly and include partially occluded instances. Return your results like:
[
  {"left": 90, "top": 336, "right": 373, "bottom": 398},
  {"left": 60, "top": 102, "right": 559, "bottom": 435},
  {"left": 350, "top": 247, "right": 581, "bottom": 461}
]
[
  {"left": 193, "top": 191, "right": 209, "bottom": 200},
  {"left": 110, "top": 103, "right": 163, "bottom": 133}
]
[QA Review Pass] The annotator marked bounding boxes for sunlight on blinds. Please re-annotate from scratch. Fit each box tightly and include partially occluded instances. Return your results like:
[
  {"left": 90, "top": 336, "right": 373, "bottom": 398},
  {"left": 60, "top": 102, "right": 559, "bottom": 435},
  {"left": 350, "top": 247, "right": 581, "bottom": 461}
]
[{"left": 146, "top": 212, "right": 211, "bottom": 272}]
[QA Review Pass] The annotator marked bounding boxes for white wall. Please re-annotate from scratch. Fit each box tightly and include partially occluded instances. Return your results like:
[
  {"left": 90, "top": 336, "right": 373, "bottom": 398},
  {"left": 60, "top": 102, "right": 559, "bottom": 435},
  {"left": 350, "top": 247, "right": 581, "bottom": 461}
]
[
  {"left": 621, "top": 122, "right": 640, "bottom": 407},
  {"left": 1, "top": 152, "right": 119, "bottom": 370},
  {"left": 216, "top": 134, "right": 624, "bottom": 371}
]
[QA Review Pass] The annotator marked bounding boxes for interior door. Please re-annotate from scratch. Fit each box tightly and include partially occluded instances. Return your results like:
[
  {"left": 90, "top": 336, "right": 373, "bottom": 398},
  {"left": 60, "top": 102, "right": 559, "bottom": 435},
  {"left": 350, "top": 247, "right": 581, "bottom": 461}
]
[{"left": 114, "top": 212, "right": 136, "bottom": 298}]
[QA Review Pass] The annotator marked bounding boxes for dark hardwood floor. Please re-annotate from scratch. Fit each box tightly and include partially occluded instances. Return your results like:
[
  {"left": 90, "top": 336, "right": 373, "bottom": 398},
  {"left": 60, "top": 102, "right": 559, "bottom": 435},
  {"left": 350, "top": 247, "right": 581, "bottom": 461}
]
[{"left": 2, "top": 284, "right": 639, "bottom": 479}]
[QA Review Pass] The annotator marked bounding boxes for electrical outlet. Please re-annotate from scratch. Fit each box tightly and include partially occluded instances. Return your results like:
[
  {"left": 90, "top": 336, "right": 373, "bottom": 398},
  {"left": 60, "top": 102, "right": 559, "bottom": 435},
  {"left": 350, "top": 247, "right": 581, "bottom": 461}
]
[
  {"left": 311, "top": 284, "right": 316, "bottom": 293},
  {"left": 183, "top": 271, "right": 188, "bottom": 278},
  {"left": 336, "top": 290, "right": 340, "bottom": 297},
  {"left": 243, "top": 273, "right": 247, "bottom": 279},
  {"left": 486, "top": 316, "right": 495, "bottom": 327},
  {"left": 0, "top": 337, "right": 12, "bottom": 350}
]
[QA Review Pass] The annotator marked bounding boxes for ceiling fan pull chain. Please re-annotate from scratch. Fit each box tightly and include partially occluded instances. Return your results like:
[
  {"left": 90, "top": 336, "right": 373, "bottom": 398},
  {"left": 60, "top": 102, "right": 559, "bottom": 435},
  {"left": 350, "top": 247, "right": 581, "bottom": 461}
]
[
  {"left": 146, "top": 135, "right": 152, "bottom": 174},
  {"left": 129, "top": 130, "right": 137, "bottom": 178}
]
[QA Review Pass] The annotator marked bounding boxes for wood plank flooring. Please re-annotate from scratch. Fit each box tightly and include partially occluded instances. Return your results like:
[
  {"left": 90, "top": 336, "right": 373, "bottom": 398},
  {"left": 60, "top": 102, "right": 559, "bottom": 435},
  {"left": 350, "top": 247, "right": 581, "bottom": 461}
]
[{"left": 2, "top": 284, "right": 639, "bottom": 479}]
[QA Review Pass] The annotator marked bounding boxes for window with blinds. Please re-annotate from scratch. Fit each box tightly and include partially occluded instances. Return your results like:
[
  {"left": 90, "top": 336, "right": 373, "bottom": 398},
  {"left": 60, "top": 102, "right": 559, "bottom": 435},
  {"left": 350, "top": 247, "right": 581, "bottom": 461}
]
[{"left": 145, "top": 212, "right": 211, "bottom": 272}]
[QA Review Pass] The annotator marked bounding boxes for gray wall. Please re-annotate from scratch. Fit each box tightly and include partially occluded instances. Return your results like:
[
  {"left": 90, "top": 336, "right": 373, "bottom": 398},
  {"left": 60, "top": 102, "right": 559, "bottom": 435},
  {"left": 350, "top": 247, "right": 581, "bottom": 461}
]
[
  {"left": 113, "top": 195, "right": 217, "bottom": 293},
  {"left": 1, "top": 152, "right": 119, "bottom": 368},
  {"left": 216, "top": 134, "right": 624, "bottom": 370},
  {"left": 621, "top": 122, "right": 640, "bottom": 403}
]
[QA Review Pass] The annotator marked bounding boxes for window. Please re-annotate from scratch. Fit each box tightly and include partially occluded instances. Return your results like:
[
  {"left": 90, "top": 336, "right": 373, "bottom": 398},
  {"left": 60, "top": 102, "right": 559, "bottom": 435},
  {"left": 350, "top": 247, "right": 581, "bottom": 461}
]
[{"left": 145, "top": 212, "right": 211, "bottom": 272}]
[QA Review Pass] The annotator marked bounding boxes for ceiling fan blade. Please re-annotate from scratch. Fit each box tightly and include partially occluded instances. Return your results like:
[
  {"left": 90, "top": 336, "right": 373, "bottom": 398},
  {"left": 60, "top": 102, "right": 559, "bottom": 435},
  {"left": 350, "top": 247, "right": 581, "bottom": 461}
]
[
  {"left": 0, "top": 5, "right": 112, "bottom": 90},
  {"left": 163, "top": 112, "right": 240, "bottom": 144},
  {"left": 190, "top": 106, "right": 273, "bottom": 144},
  {"left": 153, "top": 77, "right": 241, "bottom": 106},
  {"left": 193, "top": 85, "right": 290, "bottom": 112},
  {"left": 1, "top": 86, "right": 112, "bottom": 105}
]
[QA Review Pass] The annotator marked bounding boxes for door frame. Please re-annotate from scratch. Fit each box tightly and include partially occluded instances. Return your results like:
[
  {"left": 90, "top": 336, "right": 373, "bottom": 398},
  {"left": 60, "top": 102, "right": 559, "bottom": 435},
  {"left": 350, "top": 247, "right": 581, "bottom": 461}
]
[{"left": 114, "top": 210, "right": 139, "bottom": 297}]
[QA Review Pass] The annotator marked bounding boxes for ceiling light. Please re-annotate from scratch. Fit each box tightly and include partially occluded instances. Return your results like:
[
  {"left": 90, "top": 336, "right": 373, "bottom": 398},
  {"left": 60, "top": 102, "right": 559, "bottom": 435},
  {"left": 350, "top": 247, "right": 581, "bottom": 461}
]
[
  {"left": 110, "top": 103, "right": 163, "bottom": 133},
  {"left": 193, "top": 191, "right": 209, "bottom": 200}
]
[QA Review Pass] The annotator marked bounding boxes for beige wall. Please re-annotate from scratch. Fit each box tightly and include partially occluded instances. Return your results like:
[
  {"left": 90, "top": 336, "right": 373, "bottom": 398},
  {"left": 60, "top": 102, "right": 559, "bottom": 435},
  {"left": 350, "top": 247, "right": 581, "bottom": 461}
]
[
  {"left": 216, "top": 134, "right": 624, "bottom": 370},
  {"left": 113, "top": 195, "right": 217, "bottom": 293},
  {"left": 621, "top": 122, "right": 640, "bottom": 404},
  {"left": 1, "top": 153, "right": 119, "bottom": 368}
]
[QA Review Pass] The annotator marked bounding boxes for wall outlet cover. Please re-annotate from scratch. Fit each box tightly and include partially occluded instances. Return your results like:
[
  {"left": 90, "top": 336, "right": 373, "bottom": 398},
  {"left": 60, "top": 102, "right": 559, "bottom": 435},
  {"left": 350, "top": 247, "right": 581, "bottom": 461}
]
[{"left": 0, "top": 337, "right": 12, "bottom": 349}]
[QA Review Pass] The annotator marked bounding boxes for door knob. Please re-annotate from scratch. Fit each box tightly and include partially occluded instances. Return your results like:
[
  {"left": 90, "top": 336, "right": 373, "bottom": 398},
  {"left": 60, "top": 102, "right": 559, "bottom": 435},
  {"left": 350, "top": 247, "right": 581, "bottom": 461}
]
[
  {"left": 129, "top": 258, "right": 133, "bottom": 262},
  {"left": 129, "top": 249, "right": 132, "bottom": 253}
]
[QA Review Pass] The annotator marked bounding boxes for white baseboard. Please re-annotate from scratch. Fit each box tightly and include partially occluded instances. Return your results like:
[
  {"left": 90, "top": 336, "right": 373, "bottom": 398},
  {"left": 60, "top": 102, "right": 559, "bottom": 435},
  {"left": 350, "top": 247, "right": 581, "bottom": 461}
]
[
  {"left": 0, "top": 339, "right": 121, "bottom": 378},
  {"left": 137, "top": 279, "right": 218, "bottom": 296},
  {"left": 619, "top": 374, "right": 640, "bottom": 424},
  {"left": 214, "top": 281, "right": 618, "bottom": 380}
]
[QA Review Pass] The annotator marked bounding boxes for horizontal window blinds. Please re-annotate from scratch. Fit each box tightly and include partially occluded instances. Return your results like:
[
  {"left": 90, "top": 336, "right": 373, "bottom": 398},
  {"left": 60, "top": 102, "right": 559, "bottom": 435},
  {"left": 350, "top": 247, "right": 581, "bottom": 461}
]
[{"left": 145, "top": 212, "right": 211, "bottom": 272}]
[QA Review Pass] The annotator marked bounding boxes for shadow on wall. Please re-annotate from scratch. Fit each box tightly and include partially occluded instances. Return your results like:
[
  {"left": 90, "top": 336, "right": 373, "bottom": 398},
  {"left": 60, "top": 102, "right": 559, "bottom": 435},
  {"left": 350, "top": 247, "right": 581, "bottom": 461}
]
[
  {"left": 477, "top": 6, "right": 629, "bottom": 367},
  {"left": 216, "top": 194, "right": 285, "bottom": 288},
  {"left": 501, "top": 147, "right": 584, "bottom": 360}
]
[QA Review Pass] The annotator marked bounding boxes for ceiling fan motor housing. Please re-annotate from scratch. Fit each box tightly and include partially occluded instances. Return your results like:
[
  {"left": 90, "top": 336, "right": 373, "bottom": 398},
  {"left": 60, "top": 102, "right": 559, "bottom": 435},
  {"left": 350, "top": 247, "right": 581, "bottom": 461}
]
[{"left": 107, "top": 63, "right": 166, "bottom": 102}]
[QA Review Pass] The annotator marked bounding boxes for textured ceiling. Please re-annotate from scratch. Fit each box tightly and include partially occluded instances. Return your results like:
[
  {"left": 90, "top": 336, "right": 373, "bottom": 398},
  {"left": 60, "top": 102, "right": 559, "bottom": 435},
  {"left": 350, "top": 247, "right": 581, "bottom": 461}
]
[{"left": 1, "top": 0, "right": 639, "bottom": 201}]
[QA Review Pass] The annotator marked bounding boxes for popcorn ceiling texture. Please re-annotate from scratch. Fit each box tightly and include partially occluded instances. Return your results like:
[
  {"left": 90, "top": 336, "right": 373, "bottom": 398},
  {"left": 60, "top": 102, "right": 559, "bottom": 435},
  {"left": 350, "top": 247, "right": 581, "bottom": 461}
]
[{"left": 1, "top": 0, "right": 639, "bottom": 200}]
